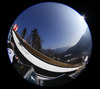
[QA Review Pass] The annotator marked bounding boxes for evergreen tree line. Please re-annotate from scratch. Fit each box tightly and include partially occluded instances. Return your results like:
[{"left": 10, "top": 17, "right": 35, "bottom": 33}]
[{"left": 21, "top": 28, "right": 42, "bottom": 52}]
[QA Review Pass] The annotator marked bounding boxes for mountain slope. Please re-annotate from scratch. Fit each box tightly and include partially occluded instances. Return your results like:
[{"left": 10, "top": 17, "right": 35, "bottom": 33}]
[{"left": 62, "top": 27, "right": 92, "bottom": 58}]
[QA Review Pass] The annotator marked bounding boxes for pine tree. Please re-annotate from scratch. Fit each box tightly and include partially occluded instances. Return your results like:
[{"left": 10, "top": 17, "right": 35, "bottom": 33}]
[
  {"left": 31, "top": 28, "right": 42, "bottom": 52},
  {"left": 21, "top": 28, "right": 27, "bottom": 39},
  {"left": 26, "top": 34, "right": 31, "bottom": 45}
]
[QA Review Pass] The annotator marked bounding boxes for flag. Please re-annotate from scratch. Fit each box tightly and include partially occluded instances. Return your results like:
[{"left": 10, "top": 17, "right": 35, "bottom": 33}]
[{"left": 13, "top": 24, "right": 18, "bottom": 31}]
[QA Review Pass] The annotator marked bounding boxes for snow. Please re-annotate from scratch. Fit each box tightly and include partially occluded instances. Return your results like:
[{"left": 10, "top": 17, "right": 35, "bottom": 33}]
[{"left": 64, "top": 54, "right": 71, "bottom": 57}]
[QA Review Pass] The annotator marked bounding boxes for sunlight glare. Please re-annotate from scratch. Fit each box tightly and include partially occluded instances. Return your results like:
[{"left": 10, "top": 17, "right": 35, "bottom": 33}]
[{"left": 80, "top": 15, "right": 86, "bottom": 21}]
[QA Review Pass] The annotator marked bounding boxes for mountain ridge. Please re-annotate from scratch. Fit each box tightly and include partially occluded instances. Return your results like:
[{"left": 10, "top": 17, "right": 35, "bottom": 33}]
[{"left": 61, "top": 27, "right": 92, "bottom": 58}]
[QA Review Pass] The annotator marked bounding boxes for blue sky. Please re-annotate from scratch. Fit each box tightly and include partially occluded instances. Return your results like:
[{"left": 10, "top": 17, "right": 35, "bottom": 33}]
[{"left": 14, "top": 2, "right": 88, "bottom": 49}]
